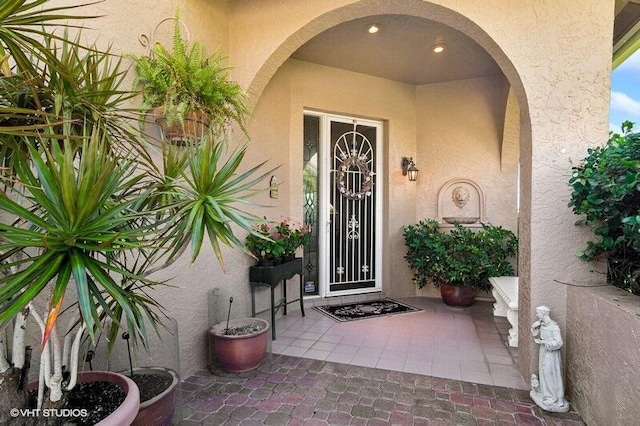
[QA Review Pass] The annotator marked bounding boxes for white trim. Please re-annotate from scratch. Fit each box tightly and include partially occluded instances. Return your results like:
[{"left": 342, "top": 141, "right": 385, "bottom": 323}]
[{"left": 306, "top": 111, "right": 383, "bottom": 298}]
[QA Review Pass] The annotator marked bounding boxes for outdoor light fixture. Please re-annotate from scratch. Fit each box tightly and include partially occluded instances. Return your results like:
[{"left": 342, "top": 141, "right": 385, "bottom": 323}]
[
  {"left": 432, "top": 43, "right": 446, "bottom": 53},
  {"left": 367, "top": 24, "right": 381, "bottom": 34},
  {"left": 431, "top": 35, "right": 446, "bottom": 53},
  {"left": 401, "top": 157, "right": 419, "bottom": 181}
]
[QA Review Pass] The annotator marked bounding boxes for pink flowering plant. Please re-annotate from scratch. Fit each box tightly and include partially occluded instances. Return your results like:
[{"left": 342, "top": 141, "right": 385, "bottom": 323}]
[
  {"left": 245, "top": 218, "right": 310, "bottom": 263},
  {"left": 245, "top": 222, "right": 283, "bottom": 261},
  {"left": 275, "top": 219, "right": 311, "bottom": 256}
]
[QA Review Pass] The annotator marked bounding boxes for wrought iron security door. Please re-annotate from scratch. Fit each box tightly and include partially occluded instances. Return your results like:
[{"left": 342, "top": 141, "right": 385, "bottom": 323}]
[{"left": 325, "top": 118, "right": 381, "bottom": 296}]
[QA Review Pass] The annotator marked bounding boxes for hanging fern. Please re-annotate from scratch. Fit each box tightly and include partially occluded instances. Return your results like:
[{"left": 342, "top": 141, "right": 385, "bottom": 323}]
[{"left": 131, "top": 11, "right": 248, "bottom": 133}]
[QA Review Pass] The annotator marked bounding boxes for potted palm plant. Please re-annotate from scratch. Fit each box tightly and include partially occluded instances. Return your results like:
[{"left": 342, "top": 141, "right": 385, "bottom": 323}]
[
  {"left": 403, "top": 219, "right": 517, "bottom": 306},
  {"left": 130, "top": 11, "right": 248, "bottom": 143},
  {"left": 0, "top": 1, "right": 271, "bottom": 424}
]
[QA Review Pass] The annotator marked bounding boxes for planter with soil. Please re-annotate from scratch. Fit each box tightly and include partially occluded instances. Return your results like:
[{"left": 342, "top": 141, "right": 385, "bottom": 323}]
[
  {"left": 26, "top": 371, "right": 139, "bottom": 426},
  {"left": 131, "top": 367, "right": 179, "bottom": 426},
  {"left": 209, "top": 318, "right": 269, "bottom": 373}
]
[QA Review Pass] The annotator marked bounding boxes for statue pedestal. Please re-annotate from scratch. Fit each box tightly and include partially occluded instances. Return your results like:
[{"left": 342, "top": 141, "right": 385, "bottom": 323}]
[{"left": 530, "top": 389, "right": 569, "bottom": 413}]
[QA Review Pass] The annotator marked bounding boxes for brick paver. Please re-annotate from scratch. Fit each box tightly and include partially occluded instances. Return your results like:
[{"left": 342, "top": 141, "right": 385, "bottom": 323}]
[{"left": 180, "top": 354, "right": 583, "bottom": 425}]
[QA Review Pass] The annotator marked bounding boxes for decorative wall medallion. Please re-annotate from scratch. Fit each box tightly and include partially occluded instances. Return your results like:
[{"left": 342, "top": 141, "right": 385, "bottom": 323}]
[
  {"left": 452, "top": 186, "right": 470, "bottom": 209},
  {"left": 337, "top": 155, "right": 374, "bottom": 200}
]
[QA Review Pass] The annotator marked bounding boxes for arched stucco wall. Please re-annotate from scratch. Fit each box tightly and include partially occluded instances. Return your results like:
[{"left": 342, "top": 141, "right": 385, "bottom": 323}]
[
  {"left": 230, "top": 0, "right": 612, "bottom": 381},
  {"left": 36, "top": 0, "right": 614, "bottom": 390},
  {"left": 501, "top": 88, "right": 520, "bottom": 172}
]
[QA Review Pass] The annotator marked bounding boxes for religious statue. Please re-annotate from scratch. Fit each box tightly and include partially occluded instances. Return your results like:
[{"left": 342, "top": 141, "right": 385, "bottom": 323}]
[{"left": 530, "top": 306, "right": 570, "bottom": 412}]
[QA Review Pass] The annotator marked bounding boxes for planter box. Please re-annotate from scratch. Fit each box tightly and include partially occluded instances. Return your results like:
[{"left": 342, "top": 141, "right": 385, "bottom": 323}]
[
  {"left": 566, "top": 285, "right": 640, "bottom": 425},
  {"left": 249, "top": 258, "right": 305, "bottom": 340}
]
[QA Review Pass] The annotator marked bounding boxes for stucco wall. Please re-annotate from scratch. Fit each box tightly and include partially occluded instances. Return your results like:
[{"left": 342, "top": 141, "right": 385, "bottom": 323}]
[
  {"left": 566, "top": 285, "right": 640, "bottom": 425},
  {"left": 415, "top": 76, "right": 514, "bottom": 229},
  {"left": 227, "top": 0, "right": 613, "bottom": 381},
  {"left": 27, "top": 0, "right": 614, "bottom": 387},
  {"left": 249, "top": 58, "right": 418, "bottom": 298},
  {"left": 413, "top": 75, "right": 516, "bottom": 299}
]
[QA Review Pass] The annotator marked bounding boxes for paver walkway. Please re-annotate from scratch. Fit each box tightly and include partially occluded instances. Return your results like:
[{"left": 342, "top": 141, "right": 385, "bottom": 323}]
[{"left": 180, "top": 354, "right": 583, "bottom": 425}]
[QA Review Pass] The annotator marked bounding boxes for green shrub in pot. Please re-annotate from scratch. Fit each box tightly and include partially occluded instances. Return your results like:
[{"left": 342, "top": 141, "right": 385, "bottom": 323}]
[{"left": 403, "top": 219, "right": 517, "bottom": 291}]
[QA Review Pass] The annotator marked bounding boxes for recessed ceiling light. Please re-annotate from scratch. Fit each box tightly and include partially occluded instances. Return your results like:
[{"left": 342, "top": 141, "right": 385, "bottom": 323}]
[
  {"left": 367, "top": 24, "right": 381, "bottom": 34},
  {"left": 432, "top": 43, "right": 446, "bottom": 53}
]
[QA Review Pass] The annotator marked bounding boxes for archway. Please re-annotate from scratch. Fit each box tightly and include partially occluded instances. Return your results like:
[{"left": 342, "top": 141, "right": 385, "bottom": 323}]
[{"left": 245, "top": 0, "right": 533, "bottom": 378}]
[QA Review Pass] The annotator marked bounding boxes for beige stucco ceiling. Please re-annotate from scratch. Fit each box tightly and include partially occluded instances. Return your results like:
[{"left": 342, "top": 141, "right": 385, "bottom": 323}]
[
  {"left": 291, "top": 15, "right": 502, "bottom": 86},
  {"left": 292, "top": 6, "right": 640, "bottom": 83}
]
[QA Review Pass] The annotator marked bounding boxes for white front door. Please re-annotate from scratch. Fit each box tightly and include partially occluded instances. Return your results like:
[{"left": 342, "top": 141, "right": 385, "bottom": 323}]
[{"left": 318, "top": 114, "right": 383, "bottom": 297}]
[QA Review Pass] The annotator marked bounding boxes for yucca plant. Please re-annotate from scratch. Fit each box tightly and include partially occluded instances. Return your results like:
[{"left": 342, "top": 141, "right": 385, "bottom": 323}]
[
  {"left": 0, "top": 126, "right": 161, "bottom": 409},
  {"left": 0, "top": 0, "right": 97, "bottom": 78},
  {"left": 0, "top": 0, "right": 271, "bottom": 421},
  {"left": 0, "top": 0, "right": 107, "bottom": 176},
  {"left": 131, "top": 11, "right": 248, "bottom": 134},
  {"left": 0, "top": 30, "right": 149, "bottom": 187}
]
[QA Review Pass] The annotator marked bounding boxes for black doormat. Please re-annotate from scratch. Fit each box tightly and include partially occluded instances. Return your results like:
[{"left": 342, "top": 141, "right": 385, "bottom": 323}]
[{"left": 315, "top": 298, "right": 422, "bottom": 322}]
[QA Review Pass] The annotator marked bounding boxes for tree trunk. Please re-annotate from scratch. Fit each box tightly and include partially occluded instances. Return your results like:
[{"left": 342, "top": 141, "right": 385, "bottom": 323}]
[{"left": 0, "top": 367, "right": 28, "bottom": 425}]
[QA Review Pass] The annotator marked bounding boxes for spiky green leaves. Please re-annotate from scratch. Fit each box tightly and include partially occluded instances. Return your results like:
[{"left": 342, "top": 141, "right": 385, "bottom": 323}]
[
  {"left": 0, "top": 0, "right": 98, "bottom": 77},
  {"left": 161, "top": 134, "right": 273, "bottom": 271},
  {"left": 0, "top": 127, "right": 158, "bottom": 345}
]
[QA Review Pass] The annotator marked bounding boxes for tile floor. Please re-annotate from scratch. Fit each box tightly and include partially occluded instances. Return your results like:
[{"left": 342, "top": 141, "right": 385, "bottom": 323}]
[{"left": 270, "top": 297, "right": 525, "bottom": 390}]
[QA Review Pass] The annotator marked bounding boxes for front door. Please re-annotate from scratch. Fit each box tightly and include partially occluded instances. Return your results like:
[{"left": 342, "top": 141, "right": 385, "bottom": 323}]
[{"left": 320, "top": 114, "right": 382, "bottom": 297}]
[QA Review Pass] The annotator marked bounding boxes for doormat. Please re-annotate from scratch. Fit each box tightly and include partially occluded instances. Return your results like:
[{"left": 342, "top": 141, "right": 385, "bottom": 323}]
[{"left": 315, "top": 298, "right": 421, "bottom": 322}]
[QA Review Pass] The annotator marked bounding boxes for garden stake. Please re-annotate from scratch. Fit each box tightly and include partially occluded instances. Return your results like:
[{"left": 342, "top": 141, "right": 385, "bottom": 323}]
[
  {"left": 122, "top": 332, "right": 134, "bottom": 377},
  {"left": 225, "top": 297, "right": 234, "bottom": 335},
  {"left": 84, "top": 350, "right": 95, "bottom": 371}
]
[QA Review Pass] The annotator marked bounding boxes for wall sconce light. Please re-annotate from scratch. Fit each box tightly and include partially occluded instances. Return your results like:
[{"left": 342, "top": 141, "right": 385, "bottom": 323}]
[{"left": 401, "top": 157, "right": 419, "bottom": 181}]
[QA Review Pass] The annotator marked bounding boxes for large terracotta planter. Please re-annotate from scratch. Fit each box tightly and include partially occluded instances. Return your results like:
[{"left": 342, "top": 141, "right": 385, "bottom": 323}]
[
  {"left": 28, "top": 371, "right": 140, "bottom": 426},
  {"left": 83, "top": 371, "right": 140, "bottom": 426},
  {"left": 439, "top": 281, "right": 475, "bottom": 307},
  {"left": 133, "top": 367, "right": 179, "bottom": 426},
  {"left": 209, "top": 318, "right": 269, "bottom": 373}
]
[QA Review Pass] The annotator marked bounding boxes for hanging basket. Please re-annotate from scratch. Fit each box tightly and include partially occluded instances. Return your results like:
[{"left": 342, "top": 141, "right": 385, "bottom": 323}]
[{"left": 152, "top": 107, "right": 210, "bottom": 144}]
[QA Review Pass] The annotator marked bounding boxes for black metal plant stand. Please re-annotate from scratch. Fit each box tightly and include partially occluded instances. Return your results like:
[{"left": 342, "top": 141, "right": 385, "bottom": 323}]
[{"left": 249, "top": 258, "right": 305, "bottom": 340}]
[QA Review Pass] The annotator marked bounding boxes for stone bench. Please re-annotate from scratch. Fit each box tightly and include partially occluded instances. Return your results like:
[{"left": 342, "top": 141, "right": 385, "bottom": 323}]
[{"left": 489, "top": 276, "right": 519, "bottom": 347}]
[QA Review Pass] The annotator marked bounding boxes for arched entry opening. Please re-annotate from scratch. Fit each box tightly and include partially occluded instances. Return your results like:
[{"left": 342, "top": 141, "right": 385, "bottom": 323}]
[{"left": 244, "top": 0, "right": 533, "bottom": 379}]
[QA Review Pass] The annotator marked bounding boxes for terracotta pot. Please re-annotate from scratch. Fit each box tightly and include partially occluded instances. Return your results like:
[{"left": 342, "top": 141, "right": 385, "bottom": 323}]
[
  {"left": 27, "top": 371, "right": 140, "bottom": 426},
  {"left": 133, "top": 367, "right": 179, "bottom": 426},
  {"left": 152, "top": 107, "right": 210, "bottom": 144},
  {"left": 209, "top": 318, "right": 269, "bottom": 373},
  {"left": 439, "top": 281, "right": 475, "bottom": 307}
]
